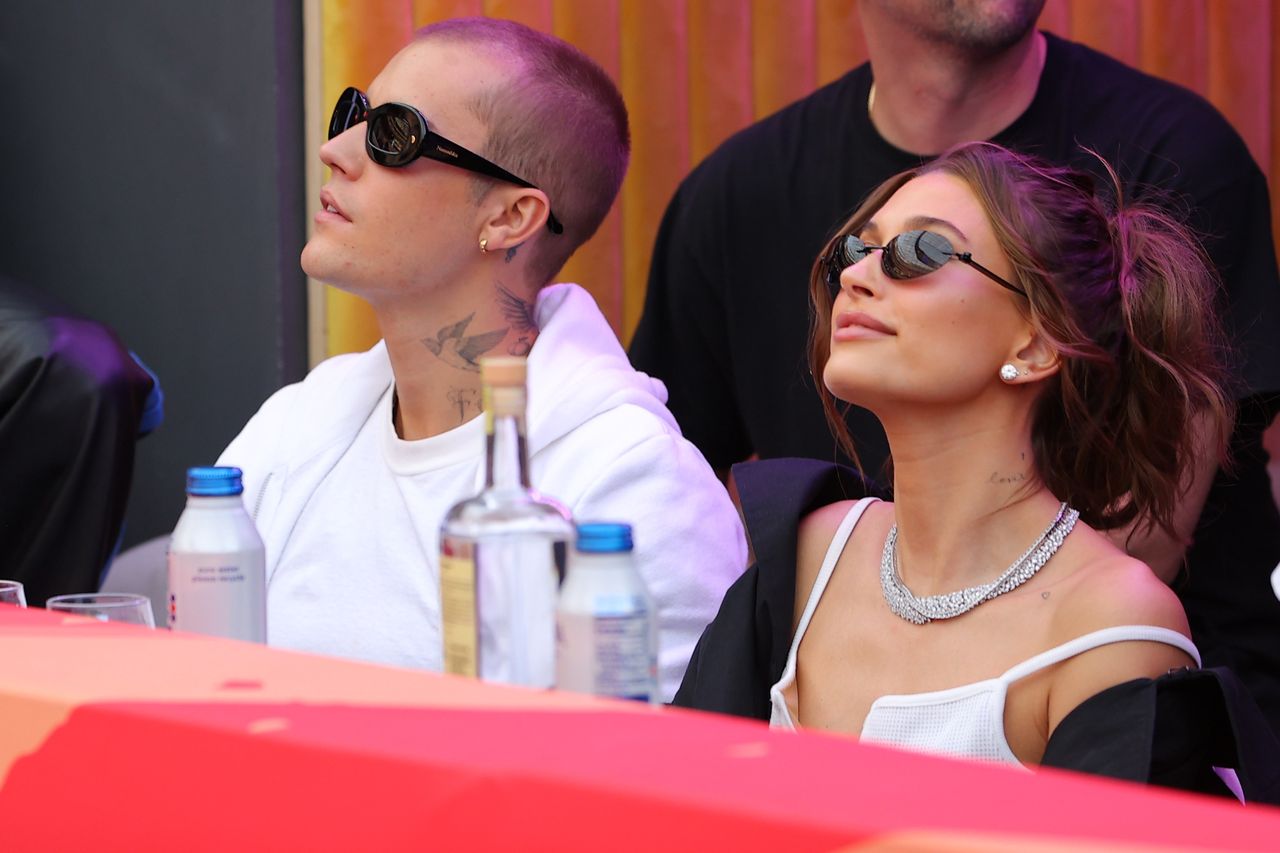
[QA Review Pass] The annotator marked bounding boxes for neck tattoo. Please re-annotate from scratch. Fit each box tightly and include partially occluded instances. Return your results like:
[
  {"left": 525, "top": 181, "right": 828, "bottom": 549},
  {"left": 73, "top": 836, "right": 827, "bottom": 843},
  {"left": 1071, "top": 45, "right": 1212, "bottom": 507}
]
[{"left": 880, "top": 503, "right": 1079, "bottom": 625}]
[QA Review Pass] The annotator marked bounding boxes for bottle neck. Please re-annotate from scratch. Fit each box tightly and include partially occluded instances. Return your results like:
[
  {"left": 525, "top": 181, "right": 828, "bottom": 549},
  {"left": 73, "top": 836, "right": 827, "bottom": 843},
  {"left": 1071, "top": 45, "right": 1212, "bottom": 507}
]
[
  {"left": 485, "top": 387, "right": 531, "bottom": 491},
  {"left": 571, "top": 550, "right": 633, "bottom": 571},
  {"left": 185, "top": 494, "right": 246, "bottom": 508}
]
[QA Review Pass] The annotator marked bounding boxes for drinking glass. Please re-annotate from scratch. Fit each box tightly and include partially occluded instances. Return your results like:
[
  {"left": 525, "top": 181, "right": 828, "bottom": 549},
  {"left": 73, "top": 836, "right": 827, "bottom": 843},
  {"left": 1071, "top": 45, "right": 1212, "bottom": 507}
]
[
  {"left": 46, "top": 593, "right": 155, "bottom": 627},
  {"left": 0, "top": 580, "right": 26, "bottom": 607}
]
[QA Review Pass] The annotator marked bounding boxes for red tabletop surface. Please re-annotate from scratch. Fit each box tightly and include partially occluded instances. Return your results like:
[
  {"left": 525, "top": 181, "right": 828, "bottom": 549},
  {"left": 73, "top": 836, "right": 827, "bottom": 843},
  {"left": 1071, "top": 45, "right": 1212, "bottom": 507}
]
[{"left": 1, "top": 604, "right": 1277, "bottom": 852}]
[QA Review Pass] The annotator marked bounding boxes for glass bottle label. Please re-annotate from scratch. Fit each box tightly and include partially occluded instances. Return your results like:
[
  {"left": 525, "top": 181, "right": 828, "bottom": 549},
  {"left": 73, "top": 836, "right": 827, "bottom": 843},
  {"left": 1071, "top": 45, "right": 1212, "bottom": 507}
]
[{"left": 440, "top": 549, "right": 478, "bottom": 678}]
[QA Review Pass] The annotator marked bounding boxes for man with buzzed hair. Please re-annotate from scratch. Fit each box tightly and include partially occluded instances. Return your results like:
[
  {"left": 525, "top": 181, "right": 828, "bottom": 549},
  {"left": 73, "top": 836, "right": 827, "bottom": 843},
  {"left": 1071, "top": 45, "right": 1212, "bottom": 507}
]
[
  {"left": 219, "top": 17, "right": 745, "bottom": 699},
  {"left": 632, "top": 0, "right": 1280, "bottom": 727}
]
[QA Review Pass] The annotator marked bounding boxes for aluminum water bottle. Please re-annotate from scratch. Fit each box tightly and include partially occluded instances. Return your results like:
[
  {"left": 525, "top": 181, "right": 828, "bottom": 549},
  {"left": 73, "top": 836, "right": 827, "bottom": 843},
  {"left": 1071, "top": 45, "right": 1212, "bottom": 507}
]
[
  {"left": 556, "top": 522, "right": 658, "bottom": 703},
  {"left": 168, "top": 466, "right": 267, "bottom": 642},
  {"left": 439, "top": 357, "right": 573, "bottom": 687}
]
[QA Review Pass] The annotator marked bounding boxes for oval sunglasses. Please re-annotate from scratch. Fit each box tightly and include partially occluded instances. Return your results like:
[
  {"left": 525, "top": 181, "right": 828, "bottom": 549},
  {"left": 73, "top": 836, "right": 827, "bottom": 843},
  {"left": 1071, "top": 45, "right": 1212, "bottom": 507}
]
[
  {"left": 824, "top": 230, "right": 1025, "bottom": 296},
  {"left": 329, "top": 86, "right": 563, "bottom": 235}
]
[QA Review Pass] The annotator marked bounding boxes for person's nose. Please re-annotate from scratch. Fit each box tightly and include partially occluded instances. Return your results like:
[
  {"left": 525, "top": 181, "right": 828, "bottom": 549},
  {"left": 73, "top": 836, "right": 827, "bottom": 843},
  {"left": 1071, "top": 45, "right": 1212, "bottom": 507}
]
[
  {"left": 839, "top": 246, "right": 883, "bottom": 300},
  {"left": 319, "top": 123, "right": 366, "bottom": 179}
]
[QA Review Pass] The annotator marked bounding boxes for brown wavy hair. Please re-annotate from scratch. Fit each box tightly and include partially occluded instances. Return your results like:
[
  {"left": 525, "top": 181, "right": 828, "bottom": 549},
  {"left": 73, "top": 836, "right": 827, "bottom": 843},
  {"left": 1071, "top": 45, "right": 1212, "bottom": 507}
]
[{"left": 808, "top": 142, "right": 1234, "bottom": 538}]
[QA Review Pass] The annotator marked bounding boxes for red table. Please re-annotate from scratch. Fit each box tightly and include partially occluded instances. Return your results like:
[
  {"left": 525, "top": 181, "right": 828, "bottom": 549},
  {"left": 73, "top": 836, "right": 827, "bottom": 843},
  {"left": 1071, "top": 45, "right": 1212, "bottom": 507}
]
[{"left": 2, "top": 605, "right": 1277, "bottom": 852}]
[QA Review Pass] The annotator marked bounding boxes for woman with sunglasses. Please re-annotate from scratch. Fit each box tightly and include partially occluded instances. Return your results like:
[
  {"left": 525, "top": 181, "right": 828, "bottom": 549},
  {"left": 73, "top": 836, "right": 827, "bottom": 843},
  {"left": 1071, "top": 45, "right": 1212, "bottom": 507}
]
[{"left": 675, "top": 142, "right": 1280, "bottom": 799}]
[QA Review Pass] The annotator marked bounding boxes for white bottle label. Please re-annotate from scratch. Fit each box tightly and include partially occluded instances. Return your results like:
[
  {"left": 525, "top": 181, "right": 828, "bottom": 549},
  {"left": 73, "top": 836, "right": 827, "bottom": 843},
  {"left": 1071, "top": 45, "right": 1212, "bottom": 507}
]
[
  {"left": 557, "top": 603, "right": 656, "bottom": 702},
  {"left": 168, "top": 549, "right": 266, "bottom": 642}
]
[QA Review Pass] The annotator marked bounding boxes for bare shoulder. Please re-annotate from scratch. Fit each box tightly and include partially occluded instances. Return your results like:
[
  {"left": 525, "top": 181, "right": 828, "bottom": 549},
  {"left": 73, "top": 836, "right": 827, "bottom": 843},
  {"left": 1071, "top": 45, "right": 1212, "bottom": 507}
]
[
  {"left": 1045, "top": 525, "right": 1195, "bottom": 732},
  {"left": 1054, "top": 524, "right": 1190, "bottom": 637},
  {"left": 794, "top": 498, "right": 885, "bottom": 624}
]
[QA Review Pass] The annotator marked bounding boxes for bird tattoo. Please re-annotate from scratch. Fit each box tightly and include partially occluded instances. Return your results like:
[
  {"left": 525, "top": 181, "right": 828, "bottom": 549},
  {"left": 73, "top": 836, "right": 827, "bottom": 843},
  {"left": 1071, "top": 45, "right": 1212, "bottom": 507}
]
[
  {"left": 497, "top": 284, "right": 538, "bottom": 356},
  {"left": 422, "top": 313, "right": 507, "bottom": 372}
]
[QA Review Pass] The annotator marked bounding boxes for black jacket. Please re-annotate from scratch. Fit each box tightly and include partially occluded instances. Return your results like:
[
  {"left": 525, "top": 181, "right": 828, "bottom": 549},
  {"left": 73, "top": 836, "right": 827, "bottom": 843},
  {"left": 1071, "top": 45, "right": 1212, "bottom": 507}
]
[
  {"left": 0, "top": 276, "right": 157, "bottom": 605},
  {"left": 674, "top": 459, "right": 1280, "bottom": 804}
]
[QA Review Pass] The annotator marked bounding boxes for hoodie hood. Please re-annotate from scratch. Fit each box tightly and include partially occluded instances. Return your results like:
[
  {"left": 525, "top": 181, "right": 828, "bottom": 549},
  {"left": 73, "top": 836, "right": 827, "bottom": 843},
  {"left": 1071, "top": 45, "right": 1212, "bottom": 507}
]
[{"left": 525, "top": 284, "right": 678, "bottom": 453}]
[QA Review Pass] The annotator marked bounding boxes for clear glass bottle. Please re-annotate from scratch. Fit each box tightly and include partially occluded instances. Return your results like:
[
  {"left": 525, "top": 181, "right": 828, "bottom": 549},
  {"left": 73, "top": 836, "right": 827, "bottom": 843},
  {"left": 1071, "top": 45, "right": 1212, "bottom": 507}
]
[
  {"left": 168, "top": 466, "right": 267, "bottom": 642},
  {"left": 556, "top": 522, "right": 658, "bottom": 703},
  {"left": 439, "top": 357, "right": 573, "bottom": 687}
]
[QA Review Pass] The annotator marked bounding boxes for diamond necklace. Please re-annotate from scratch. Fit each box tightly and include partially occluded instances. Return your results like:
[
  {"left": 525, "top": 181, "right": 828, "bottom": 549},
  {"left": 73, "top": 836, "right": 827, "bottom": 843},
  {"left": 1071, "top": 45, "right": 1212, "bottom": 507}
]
[{"left": 880, "top": 502, "right": 1079, "bottom": 625}]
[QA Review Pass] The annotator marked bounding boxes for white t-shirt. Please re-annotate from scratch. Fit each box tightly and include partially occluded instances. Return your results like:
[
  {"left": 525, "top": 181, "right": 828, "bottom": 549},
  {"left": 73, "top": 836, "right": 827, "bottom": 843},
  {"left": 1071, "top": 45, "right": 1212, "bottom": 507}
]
[
  {"left": 220, "top": 284, "right": 749, "bottom": 698},
  {"left": 269, "top": 387, "right": 482, "bottom": 669}
]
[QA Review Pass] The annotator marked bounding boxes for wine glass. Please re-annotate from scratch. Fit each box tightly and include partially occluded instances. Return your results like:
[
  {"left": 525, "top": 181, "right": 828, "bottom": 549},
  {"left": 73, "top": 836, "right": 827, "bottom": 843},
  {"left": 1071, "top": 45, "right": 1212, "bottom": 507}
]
[
  {"left": 46, "top": 593, "right": 155, "bottom": 627},
  {"left": 0, "top": 580, "right": 26, "bottom": 607}
]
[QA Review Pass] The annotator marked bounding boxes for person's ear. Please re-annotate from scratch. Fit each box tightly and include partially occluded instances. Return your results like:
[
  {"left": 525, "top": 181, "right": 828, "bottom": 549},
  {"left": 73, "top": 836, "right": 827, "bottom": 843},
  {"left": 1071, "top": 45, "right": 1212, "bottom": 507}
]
[
  {"left": 476, "top": 187, "right": 552, "bottom": 255},
  {"left": 1000, "top": 331, "right": 1059, "bottom": 384}
]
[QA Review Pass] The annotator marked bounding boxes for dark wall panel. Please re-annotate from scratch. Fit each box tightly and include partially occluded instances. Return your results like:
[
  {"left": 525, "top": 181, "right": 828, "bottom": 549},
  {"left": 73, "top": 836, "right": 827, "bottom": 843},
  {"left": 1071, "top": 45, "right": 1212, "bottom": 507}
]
[{"left": 0, "top": 1, "right": 307, "bottom": 547}]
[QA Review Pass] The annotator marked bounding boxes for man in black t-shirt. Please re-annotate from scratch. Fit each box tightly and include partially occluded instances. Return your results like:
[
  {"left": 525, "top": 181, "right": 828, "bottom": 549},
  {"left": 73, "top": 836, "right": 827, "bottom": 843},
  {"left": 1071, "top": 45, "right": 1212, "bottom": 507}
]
[{"left": 631, "top": 0, "right": 1280, "bottom": 730}]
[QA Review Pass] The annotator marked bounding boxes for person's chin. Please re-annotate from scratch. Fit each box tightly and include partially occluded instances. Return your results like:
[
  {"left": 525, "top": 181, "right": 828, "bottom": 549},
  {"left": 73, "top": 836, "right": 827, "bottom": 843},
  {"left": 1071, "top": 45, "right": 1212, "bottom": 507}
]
[
  {"left": 300, "top": 241, "right": 343, "bottom": 287},
  {"left": 823, "top": 362, "right": 884, "bottom": 408}
]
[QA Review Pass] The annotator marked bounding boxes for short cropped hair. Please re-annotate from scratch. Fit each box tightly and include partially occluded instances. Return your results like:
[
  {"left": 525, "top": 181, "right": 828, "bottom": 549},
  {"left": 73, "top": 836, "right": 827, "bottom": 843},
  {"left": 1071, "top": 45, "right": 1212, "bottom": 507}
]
[{"left": 415, "top": 18, "right": 630, "bottom": 287}]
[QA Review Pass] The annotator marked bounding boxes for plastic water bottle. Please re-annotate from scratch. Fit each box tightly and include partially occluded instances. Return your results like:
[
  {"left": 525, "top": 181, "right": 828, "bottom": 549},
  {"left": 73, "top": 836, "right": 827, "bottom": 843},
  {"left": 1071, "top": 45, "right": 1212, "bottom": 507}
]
[
  {"left": 556, "top": 522, "right": 658, "bottom": 703},
  {"left": 439, "top": 357, "right": 573, "bottom": 687},
  {"left": 168, "top": 466, "right": 267, "bottom": 642}
]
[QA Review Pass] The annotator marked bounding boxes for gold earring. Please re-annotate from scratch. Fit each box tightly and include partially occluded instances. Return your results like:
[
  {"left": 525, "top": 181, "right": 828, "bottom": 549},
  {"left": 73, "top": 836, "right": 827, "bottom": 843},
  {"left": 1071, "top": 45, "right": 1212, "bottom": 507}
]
[{"left": 479, "top": 238, "right": 488, "bottom": 253}]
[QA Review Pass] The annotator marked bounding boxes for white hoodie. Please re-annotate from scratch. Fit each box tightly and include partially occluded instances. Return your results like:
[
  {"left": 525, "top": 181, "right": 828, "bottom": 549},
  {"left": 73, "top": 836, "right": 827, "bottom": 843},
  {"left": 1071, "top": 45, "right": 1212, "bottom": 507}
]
[{"left": 218, "top": 284, "right": 746, "bottom": 699}]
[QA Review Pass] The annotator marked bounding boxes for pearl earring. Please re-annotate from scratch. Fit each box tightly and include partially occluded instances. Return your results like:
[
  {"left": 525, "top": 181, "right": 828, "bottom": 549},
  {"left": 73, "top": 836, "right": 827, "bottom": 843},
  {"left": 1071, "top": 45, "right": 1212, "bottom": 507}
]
[{"left": 999, "top": 363, "right": 1020, "bottom": 382}]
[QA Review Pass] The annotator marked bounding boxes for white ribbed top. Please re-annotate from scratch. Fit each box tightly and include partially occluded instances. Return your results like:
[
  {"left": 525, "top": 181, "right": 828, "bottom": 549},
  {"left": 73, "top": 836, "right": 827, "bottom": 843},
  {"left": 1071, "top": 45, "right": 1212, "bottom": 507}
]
[{"left": 769, "top": 498, "right": 1200, "bottom": 766}]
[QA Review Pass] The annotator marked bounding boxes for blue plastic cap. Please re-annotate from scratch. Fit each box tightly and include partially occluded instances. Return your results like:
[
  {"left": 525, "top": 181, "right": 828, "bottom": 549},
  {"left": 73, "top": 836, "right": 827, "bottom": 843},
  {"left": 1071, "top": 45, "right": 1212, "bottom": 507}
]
[
  {"left": 186, "top": 466, "right": 244, "bottom": 497},
  {"left": 576, "top": 522, "right": 633, "bottom": 553}
]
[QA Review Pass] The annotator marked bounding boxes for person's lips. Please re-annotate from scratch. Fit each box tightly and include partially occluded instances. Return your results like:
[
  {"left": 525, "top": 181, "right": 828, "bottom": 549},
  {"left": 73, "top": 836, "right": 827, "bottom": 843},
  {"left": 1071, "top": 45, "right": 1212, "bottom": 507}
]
[
  {"left": 833, "top": 311, "right": 896, "bottom": 341},
  {"left": 317, "top": 188, "right": 350, "bottom": 223}
]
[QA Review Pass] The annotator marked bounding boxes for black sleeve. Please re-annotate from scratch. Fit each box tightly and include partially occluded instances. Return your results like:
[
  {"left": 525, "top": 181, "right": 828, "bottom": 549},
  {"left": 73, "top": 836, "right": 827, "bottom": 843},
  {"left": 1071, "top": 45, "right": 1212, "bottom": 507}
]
[
  {"left": 674, "top": 459, "right": 879, "bottom": 718},
  {"left": 672, "top": 563, "right": 773, "bottom": 721},
  {"left": 0, "top": 282, "right": 154, "bottom": 606},
  {"left": 628, "top": 176, "right": 751, "bottom": 471},
  {"left": 1042, "top": 667, "right": 1280, "bottom": 804}
]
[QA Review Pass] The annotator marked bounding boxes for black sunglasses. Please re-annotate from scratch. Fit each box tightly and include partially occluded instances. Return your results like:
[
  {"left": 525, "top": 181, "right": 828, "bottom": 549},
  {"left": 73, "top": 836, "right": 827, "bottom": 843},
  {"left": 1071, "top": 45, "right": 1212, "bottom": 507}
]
[
  {"left": 329, "top": 86, "right": 563, "bottom": 235},
  {"left": 825, "top": 230, "right": 1025, "bottom": 296}
]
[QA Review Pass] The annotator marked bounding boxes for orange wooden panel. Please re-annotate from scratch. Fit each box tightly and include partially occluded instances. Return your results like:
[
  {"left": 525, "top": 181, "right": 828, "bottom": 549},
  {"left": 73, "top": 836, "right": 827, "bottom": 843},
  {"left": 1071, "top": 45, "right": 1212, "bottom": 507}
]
[
  {"left": 315, "top": 0, "right": 1280, "bottom": 359},
  {"left": 322, "top": 0, "right": 415, "bottom": 357},
  {"left": 412, "top": 0, "right": 483, "bottom": 27},
  {"left": 620, "top": 0, "right": 690, "bottom": 343},
  {"left": 554, "top": 0, "right": 626, "bottom": 334},
  {"left": 1273, "top": 0, "right": 1280, "bottom": 192},
  {"left": 1208, "top": 0, "right": 1273, "bottom": 175},
  {"left": 1037, "top": 0, "right": 1071, "bottom": 36},
  {"left": 815, "top": 0, "right": 865, "bottom": 87},
  {"left": 689, "top": 0, "right": 754, "bottom": 163},
  {"left": 1069, "top": 0, "right": 1139, "bottom": 66},
  {"left": 1139, "top": 0, "right": 1208, "bottom": 94},
  {"left": 322, "top": 0, "right": 413, "bottom": 90},
  {"left": 553, "top": 0, "right": 622, "bottom": 112},
  {"left": 484, "top": 0, "right": 552, "bottom": 29},
  {"left": 752, "top": 0, "right": 817, "bottom": 119}
]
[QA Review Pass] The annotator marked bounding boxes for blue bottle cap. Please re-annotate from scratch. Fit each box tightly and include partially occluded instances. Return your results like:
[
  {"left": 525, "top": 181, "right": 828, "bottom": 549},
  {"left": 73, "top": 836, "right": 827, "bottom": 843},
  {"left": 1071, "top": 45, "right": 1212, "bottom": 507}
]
[
  {"left": 186, "top": 466, "right": 244, "bottom": 497},
  {"left": 576, "top": 522, "right": 633, "bottom": 553}
]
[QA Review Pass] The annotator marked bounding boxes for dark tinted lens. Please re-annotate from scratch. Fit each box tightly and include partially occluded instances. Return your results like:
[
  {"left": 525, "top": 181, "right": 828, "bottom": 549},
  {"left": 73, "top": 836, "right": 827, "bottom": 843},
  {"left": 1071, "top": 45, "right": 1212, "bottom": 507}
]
[
  {"left": 367, "top": 105, "right": 424, "bottom": 166},
  {"left": 329, "top": 88, "right": 366, "bottom": 140},
  {"left": 826, "top": 235, "right": 870, "bottom": 289},
  {"left": 882, "top": 230, "right": 954, "bottom": 279}
]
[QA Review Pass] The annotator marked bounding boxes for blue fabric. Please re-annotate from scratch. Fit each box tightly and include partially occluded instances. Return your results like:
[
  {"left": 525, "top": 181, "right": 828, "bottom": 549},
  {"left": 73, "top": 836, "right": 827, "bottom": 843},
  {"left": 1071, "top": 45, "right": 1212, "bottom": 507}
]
[{"left": 129, "top": 350, "right": 165, "bottom": 436}]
